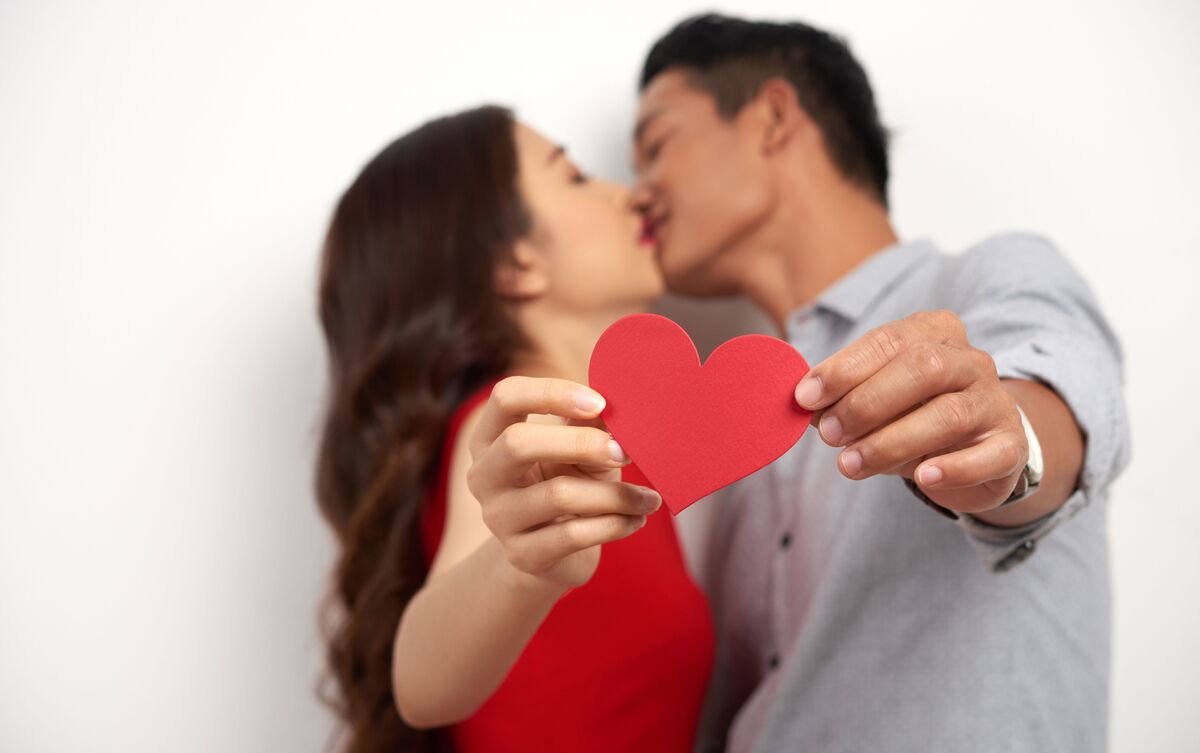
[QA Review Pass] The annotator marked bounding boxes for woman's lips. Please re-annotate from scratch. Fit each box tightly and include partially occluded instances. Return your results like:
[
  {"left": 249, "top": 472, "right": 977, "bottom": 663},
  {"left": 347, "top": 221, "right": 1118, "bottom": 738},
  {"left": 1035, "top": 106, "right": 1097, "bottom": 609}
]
[
  {"left": 639, "top": 215, "right": 667, "bottom": 247},
  {"left": 639, "top": 217, "right": 658, "bottom": 246}
]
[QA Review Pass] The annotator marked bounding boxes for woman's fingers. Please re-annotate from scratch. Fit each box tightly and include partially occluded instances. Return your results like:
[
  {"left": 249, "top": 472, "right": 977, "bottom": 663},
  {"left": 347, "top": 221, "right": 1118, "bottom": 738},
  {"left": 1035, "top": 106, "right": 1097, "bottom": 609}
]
[
  {"left": 468, "top": 422, "right": 629, "bottom": 498},
  {"left": 470, "top": 376, "right": 608, "bottom": 461},
  {"left": 502, "top": 514, "right": 648, "bottom": 575},
  {"left": 462, "top": 374, "right": 660, "bottom": 580},
  {"left": 484, "top": 476, "right": 661, "bottom": 536}
]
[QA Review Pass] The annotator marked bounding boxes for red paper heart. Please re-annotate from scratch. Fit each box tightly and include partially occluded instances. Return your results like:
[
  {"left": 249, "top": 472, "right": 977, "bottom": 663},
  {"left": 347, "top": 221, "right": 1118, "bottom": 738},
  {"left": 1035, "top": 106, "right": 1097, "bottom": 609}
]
[{"left": 589, "top": 313, "right": 813, "bottom": 515}]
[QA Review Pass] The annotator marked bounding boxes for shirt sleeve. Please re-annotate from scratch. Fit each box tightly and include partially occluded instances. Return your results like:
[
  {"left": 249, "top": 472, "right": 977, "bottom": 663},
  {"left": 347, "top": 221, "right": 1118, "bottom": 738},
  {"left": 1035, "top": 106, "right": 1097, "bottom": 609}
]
[{"left": 946, "top": 233, "right": 1132, "bottom": 572}]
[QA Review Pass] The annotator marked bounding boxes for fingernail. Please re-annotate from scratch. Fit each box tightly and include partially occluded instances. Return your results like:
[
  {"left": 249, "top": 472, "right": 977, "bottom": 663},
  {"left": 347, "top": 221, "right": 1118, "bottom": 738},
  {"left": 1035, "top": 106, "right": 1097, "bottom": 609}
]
[
  {"left": 840, "top": 449, "right": 862, "bottom": 477},
  {"left": 641, "top": 487, "right": 661, "bottom": 510},
  {"left": 576, "top": 390, "right": 605, "bottom": 413},
  {"left": 917, "top": 465, "right": 943, "bottom": 486},
  {"left": 818, "top": 414, "right": 843, "bottom": 445},
  {"left": 608, "top": 439, "right": 629, "bottom": 464},
  {"left": 795, "top": 376, "right": 822, "bottom": 408}
]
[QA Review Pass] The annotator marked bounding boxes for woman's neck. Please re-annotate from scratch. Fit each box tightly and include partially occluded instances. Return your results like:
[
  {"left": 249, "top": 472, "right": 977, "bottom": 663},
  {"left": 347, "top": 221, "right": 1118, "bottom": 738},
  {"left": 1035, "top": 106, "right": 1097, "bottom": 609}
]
[{"left": 508, "top": 307, "right": 642, "bottom": 387}]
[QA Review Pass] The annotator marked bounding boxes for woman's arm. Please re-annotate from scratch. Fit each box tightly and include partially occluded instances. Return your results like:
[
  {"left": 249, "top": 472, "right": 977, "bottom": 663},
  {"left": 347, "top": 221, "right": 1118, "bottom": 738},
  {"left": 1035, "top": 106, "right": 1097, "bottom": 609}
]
[
  {"left": 391, "top": 377, "right": 661, "bottom": 728},
  {"left": 392, "top": 530, "right": 565, "bottom": 727},
  {"left": 391, "top": 404, "right": 560, "bottom": 728}
]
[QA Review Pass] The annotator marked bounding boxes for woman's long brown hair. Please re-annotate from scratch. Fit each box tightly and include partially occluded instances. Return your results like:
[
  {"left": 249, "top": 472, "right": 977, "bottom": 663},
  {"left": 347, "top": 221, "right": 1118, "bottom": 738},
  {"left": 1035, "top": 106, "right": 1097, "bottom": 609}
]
[{"left": 315, "top": 105, "right": 531, "bottom": 753}]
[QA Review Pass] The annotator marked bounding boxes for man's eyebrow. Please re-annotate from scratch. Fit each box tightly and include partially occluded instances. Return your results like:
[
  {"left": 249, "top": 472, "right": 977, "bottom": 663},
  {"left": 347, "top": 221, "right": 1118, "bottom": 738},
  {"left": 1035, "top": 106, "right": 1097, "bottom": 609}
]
[
  {"left": 633, "top": 110, "right": 663, "bottom": 143},
  {"left": 546, "top": 145, "right": 566, "bottom": 166}
]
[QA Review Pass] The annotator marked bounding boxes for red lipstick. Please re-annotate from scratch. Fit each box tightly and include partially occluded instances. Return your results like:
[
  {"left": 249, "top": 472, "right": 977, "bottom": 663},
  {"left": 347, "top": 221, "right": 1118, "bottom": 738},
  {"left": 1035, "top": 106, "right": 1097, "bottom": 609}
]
[{"left": 639, "top": 216, "right": 658, "bottom": 246}]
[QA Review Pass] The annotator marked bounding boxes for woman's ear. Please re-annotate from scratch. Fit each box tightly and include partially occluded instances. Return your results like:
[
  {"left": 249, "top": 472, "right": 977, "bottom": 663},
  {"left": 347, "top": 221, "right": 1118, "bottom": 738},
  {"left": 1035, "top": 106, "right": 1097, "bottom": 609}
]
[{"left": 494, "top": 238, "right": 550, "bottom": 300}]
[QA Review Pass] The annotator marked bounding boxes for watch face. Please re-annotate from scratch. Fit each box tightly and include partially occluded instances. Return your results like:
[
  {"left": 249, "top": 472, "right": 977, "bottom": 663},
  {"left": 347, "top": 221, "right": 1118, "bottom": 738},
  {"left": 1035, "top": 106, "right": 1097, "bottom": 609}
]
[
  {"left": 1028, "top": 452, "right": 1045, "bottom": 483},
  {"left": 996, "top": 468, "right": 1037, "bottom": 510},
  {"left": 1012, "top": 471, "right": 1029, "bottom": 498},
  {"left": 1018, "top": 406, "right": 1045, "bottom": 482}
]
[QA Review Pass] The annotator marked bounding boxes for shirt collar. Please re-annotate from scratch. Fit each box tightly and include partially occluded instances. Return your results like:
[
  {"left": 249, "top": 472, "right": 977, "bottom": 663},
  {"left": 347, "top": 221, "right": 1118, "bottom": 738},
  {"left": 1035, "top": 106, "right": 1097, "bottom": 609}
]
[{"left": 788, "top": 238, "right": 938, "bottom": 328}]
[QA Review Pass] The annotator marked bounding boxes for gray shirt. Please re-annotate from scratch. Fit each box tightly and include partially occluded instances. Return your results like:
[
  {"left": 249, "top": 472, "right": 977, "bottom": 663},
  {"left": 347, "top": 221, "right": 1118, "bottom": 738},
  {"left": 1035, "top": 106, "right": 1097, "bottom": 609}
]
[{"left": 697, "top": 234, "right": 1132, "bottom": 753}]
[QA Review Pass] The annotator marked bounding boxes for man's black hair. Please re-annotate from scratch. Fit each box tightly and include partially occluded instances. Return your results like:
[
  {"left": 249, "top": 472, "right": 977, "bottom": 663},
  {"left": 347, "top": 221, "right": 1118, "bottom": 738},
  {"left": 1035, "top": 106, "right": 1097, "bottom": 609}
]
[{"left": 641, "top": 13, "right": 890, "bottom": 207}]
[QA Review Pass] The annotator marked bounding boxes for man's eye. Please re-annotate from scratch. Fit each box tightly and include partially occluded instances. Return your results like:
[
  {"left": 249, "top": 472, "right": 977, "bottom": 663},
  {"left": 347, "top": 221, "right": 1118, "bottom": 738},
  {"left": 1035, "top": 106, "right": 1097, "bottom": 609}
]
[
  {"left": 572, "top": 171, "right": 590, "bottom": 184},
  {"left": 644, "top": 138, "right": 665, "bottom": 162}
]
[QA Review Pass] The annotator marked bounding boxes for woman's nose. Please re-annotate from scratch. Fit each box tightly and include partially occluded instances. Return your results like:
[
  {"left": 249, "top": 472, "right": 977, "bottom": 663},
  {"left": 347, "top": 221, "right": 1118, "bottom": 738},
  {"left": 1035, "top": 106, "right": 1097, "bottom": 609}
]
[{"left": 604, "top": 179, "right": 634, "bottom": 211}]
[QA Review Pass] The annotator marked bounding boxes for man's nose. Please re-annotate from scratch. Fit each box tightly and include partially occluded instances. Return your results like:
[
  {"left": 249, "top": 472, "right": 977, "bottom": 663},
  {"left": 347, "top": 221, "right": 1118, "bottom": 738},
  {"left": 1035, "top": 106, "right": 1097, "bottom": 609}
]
[{"left": 629, "top": 177, "right": 655, "bottom": 214}]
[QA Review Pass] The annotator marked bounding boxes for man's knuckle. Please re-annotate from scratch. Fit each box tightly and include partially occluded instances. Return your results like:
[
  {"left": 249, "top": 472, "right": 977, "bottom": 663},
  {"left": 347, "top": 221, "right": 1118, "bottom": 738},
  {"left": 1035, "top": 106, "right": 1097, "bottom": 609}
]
[
  {"left": 933, "top": 308, "right": 964, "bottom": 332},
  {"left": 869, "top": 326, "right": 905, "bottom": 362},
  {"left": 907, "top": 310, "right": 932, "bottom": 327},
  {"left": 999, "top": 435, "right": 1026, "bottom": 473},
  {"left": 937, "top": 394, "right": 975, "bottom": 434},
  {"left": 843, "top": 389, "right": 878, "bottom": 422},
  {"left": 972, "top": 348, "right": 998, "bottom": 379},
  {"left": 912, "top": 342, "right": 948, "bottom": 383}
]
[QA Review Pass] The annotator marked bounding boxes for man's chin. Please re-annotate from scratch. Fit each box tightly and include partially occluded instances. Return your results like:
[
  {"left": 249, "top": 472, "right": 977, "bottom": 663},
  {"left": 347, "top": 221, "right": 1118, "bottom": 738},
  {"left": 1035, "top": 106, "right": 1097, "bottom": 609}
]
[{"left": 657, "top": 245, "right": 732, "bottom": 298}]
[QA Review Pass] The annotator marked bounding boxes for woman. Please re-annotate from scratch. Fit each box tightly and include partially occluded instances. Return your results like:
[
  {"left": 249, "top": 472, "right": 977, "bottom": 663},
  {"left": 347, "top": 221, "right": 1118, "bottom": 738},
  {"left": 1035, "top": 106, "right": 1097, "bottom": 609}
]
[{"left": 315, "top": 105, "right": 713, "bottom": 753}]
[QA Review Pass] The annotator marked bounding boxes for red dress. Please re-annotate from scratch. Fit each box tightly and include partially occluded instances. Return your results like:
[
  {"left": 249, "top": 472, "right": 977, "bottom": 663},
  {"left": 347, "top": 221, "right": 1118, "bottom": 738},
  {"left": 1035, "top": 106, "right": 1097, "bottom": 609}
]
[{"left": 419, "top": 379, "right": 714, "bottom": 753}]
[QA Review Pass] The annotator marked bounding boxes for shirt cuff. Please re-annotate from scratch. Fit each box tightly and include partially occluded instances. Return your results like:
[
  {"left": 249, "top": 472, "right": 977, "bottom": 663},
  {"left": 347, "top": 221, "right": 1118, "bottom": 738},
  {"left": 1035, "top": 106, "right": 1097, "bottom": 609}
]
[
  {"left": 953, "top": 337, "right": 1122, "bottom": 571},
  {"left": 956, "top": 487, "right": 1090, "bottom": 572}
]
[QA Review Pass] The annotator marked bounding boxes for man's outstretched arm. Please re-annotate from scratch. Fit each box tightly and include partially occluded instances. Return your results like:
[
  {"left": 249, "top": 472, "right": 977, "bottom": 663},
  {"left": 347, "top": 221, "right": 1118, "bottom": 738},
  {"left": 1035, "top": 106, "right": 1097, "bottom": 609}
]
[{"left": 793, "top": 309, "right": 1082, "bottom": 527}]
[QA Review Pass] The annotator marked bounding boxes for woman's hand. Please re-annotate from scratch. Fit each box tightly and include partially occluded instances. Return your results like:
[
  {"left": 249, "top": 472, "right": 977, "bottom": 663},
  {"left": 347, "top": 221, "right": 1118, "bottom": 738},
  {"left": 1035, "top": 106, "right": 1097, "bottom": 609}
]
[
  {"left": 467, "top": 375, "right": 662, "bottom": 592},
  {"left": 393, "top": 375, "right": 664, "bottom": 727}
]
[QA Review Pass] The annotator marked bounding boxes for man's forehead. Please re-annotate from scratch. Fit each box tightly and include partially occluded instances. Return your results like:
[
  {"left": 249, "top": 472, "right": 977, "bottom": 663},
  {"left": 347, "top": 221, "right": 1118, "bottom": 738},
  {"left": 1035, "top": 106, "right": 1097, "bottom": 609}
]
[{"left": 635, "top": 69, "right": 702, "bottom": 137}]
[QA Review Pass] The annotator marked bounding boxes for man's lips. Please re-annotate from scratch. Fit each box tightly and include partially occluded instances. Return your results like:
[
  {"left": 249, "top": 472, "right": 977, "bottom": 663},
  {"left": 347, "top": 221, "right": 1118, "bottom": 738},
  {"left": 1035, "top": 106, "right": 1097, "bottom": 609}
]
[{"left": 640, "top": 214, "right": 668, "bottom": 246}]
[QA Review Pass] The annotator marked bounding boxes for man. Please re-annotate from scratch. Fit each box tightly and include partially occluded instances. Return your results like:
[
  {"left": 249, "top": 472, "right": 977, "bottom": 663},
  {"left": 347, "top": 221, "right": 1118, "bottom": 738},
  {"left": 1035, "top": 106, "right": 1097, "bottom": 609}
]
[{"left": 631, "top": 14, "right": 1130, "bottom": 753}]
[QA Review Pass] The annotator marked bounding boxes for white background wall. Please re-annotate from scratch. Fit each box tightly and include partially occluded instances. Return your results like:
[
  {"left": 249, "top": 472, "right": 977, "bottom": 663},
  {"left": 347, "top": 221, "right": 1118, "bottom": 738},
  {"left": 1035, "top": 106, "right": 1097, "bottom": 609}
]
[{"left": 1, "top": 1, "right": 1196, "bottom": 751}]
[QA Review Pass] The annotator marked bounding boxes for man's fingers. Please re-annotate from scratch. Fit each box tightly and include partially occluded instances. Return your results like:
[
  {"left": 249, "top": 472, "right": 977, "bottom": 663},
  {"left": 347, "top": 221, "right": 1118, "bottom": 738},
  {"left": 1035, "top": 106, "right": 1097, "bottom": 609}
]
[
  {"left": 471, "top": 376, "right": 608, "bottom": 460},
  {"left": 503, "top": 514, "right": 648, "bottom": 574},
  {"left": 484, "top": 477, "right": 661, "bottom": 536},
  {"left": 795, "top": 310, "right": 967, "bottom": 411},
  {"left": 836, "top": 389, "right": 999, "bottom": 479},
  {"left": 910, "top": 433, "right": 1028, "bottom": 513},
  {"left": 795, "top": 321, "right": 910, "bottom": 411},
  {"left": 816, "top": 342, "right": 991, "bottom": 446},
  {"left": 914, "top": 432, "right": 1027, "bottom": 491}
]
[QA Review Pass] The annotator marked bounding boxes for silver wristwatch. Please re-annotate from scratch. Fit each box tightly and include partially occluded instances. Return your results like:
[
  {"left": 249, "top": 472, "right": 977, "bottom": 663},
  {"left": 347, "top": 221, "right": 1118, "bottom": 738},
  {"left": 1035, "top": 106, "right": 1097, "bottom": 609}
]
[{"left": 905, "top": 404, "right": 1044, "bottom": 520}]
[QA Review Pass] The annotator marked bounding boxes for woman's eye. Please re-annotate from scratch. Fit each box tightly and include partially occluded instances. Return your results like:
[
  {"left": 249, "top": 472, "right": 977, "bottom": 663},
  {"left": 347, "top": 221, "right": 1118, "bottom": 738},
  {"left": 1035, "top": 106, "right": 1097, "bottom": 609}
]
[
  {"left": 644, "top": 138, "right": 665, "bottom": 162},
  {"left": 571, "top": 171, "right": 590, "bottom": 184}
]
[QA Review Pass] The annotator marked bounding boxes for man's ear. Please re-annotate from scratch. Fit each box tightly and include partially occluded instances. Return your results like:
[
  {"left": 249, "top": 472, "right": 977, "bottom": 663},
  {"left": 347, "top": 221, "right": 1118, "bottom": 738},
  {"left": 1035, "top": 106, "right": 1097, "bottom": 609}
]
[
  {"left": 753, "top": 78, "right": 810, "bottom": 155},
  {"left": 494, "top": 238, "right": 550, "bottom": 300}
]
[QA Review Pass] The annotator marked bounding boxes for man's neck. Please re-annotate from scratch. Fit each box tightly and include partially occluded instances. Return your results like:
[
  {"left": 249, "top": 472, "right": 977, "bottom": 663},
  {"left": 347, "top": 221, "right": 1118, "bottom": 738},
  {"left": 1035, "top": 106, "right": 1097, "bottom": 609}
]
[{"left": 732, "top": 179, "right": 898, "bottom": 335}]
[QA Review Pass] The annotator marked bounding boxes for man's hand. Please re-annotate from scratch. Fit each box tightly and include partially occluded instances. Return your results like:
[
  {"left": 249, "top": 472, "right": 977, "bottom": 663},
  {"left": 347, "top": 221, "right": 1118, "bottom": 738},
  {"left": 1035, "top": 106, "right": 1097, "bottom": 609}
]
[{"left": 793, "top": 310, "right": 1028, "bottom": 516}]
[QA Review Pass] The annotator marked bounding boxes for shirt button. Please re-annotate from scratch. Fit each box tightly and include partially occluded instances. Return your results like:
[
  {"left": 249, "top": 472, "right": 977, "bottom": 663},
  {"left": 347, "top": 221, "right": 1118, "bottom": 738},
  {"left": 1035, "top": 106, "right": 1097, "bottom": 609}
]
[
  {"left": 767, "top": 654, "right": 780, "bottom": 670},
  {"left": 997, "top": 539, "right": 1037, "bottom": 572},
  {"left": 779, "top": 532, "right": 792, "bottom": 550}
]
